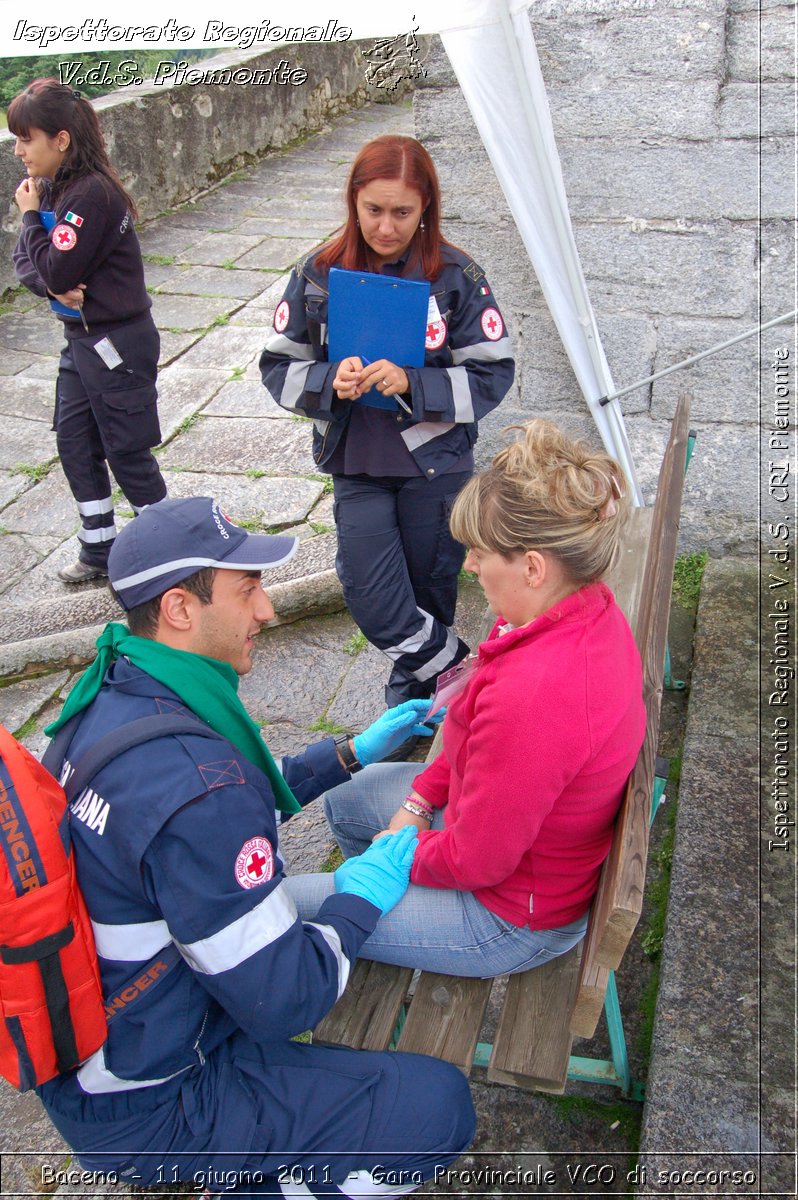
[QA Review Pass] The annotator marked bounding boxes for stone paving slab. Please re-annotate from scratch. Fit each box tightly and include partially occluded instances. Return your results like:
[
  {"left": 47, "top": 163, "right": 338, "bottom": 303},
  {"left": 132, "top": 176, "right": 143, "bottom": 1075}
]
[
  {"left": 167, "top": 326, "right": 267, "bottom": 372},
  {"left": 157, "top": 330, "right": 203, "bottom": 366},
  {"left": 173, "top": 232, "right": 266, "bottom": 267},
  {"left": 161, "top": 471, "right": 325, "bottom": 528},
  {"left": 0, "top": 417, "right": 57, "bottom": 471},
  {"left": 0, "top": 670, "right": 70, "bottom": 737},
  {"left": 154, "top": 365, "right": 230, "bottom": 440},
  {"left": 0, "top": 471, "right": 30, "bottom": 510},
  {"left": 149, "top": 292, "right": 237, "bottom": 332},
  {"left": 156, "top": 264, "right": 272, "bottom": 300},
  {"left": 236, "top": 236, "right": 325, "bottom": 271},
  {"left": 204, "top": 379, "right": 292, "bottom": 417},
  {"left": 0, "top": 470, "right": 77, "bottom": 538},
  {"left": 0, "top": 348, "right": 42, "bottom": 376},
  {"left": 0, "top": 375, "right": 55, "bottom": 423},
  {"left": 158, "top": 414, "right": 318, "bottom": 475},
  {"left": 0, "top": 311, "right": 67, "bottom": 356}
]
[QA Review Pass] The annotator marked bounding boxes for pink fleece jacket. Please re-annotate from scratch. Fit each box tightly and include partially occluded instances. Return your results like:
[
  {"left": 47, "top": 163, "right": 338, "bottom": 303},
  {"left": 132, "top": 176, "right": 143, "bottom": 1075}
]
[{"left": 410, "top": 582, "right": 645, "bottom": 930}]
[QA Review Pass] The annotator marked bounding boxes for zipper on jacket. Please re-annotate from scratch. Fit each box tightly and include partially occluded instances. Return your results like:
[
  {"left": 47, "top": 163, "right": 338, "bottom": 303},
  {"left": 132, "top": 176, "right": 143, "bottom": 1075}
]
[{"left": 193, "top": 1009, "right": 208, "bottom": 1066}]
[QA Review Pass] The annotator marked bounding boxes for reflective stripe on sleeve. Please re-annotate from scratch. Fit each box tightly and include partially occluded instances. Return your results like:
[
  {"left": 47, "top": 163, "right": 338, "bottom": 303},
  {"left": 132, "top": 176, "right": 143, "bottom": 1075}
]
[
  {"left": 450, "top": 336, "right": 512, "bottom": 364},
  {"left": 262, "top": 331, "right": 315, "bottom": 360},
  {"left": 445, "top": 367, "right": 475, "bottom": 423},
  {"left": 280, "top": 360, "right": 316, "bottom": 410},
  {"left": 91, "top": 918, "right": 171, "bottom": 961},
  {"left": 305, "top": 921, "right": 351, "bottom": 1000},
  {"left": 176, "top": 879, "right": 298, "bottom": 975}
]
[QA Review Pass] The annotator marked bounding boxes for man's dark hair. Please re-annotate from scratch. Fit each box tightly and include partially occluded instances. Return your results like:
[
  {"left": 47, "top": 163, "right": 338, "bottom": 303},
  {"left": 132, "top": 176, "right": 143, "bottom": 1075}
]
[{"left": 115, "top": 567, "right": 216, "bottom": 637}]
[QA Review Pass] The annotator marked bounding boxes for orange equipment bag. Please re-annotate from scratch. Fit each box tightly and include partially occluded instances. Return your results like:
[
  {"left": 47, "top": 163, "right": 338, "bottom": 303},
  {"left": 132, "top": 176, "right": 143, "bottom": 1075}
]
[{"left": 0, "top": 724, "right": 106, "bottom": 1091}]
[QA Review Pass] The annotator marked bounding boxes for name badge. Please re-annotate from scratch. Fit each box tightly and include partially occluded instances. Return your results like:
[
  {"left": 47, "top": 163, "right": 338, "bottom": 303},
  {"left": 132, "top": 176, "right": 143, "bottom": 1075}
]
[
  {"left": 94, "top": 336, "right": 123, "bottom": 370},
  {"left": 427, "top": 655, "right": 479, "bottom": 718}
]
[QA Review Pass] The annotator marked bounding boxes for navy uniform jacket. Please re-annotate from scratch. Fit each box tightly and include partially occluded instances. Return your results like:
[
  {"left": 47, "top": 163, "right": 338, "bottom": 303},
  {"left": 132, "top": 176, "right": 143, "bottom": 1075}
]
[
  {"left": 13, "top": 174, "right": 151, "bottom": 338},
  {"left": 259, "top": 244, "right": 515, "bottom": 480},
  {"left": 40, "top": 659, "right": 379, "bottom": 1118}
]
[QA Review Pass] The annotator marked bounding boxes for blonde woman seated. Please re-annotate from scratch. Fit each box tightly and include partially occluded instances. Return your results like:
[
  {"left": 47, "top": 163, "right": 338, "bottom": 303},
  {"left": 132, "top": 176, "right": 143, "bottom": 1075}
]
[{"left": 288, "top": 421, "right": 646, "bottom": 977}]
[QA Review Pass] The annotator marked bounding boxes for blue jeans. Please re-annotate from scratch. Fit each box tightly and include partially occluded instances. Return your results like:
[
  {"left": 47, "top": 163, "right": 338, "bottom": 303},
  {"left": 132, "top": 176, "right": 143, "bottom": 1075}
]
[{"left": 285, "top": 764, "right": 588, "bottom": 979}]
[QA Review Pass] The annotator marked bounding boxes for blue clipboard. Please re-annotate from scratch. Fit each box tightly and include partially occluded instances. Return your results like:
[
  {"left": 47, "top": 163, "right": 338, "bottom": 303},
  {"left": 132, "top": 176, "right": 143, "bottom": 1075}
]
[
  {"left": 38, "top": 212, "right": 81, "bottom": 319},
  {"left": 328, "top": 267, "right": 430, "bottom": 411}
]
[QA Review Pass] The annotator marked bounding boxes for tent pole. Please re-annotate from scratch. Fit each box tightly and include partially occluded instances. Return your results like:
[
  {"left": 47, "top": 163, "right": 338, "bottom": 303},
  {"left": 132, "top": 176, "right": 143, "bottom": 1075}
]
[{"left": 598, "top": 310, "right": 797, "bottom": 407}]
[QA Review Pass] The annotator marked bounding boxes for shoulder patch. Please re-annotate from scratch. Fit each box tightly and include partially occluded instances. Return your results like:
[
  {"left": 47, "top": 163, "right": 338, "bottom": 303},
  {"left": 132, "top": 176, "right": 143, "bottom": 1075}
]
[
  {"left": 198, "top": 759, "right": 246, "bottom": 790},
  {"left": 235, "top": 837, "right": 274, "bottom": 889},
  {"left": 274, "top": 300, "right": 290, "bottom": 332},
  {"left": 51, "top": 223, "right": 77, "bottom": 252},
  {"left": 481, "top": 308, "right": 505, "bottom": 341},
  {"left": 463, "top": 261, "right": 485, "bottom": 283}
]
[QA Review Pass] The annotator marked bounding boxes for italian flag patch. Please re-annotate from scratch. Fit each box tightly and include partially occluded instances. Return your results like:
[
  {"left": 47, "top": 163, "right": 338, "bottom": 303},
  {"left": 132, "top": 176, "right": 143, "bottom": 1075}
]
[{"left": 65, "top": 211, "right": 83, "bottom": 227}]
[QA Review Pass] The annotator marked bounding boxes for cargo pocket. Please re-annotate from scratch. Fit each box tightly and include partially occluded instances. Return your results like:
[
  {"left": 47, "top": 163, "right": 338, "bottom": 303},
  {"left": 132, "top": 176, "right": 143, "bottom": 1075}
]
[{"left": 98, "top": 384, "right": 161, "bottom": 454}]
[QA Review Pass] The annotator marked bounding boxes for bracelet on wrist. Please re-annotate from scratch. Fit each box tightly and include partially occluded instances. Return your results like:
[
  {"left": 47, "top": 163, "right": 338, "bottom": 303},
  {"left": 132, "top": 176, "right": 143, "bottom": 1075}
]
[
  {"left": 333, "top": 733, "right": 362, "bottom": 774},
  {"left": 402, "top": 799, "right": 433, "bottom": 821}
]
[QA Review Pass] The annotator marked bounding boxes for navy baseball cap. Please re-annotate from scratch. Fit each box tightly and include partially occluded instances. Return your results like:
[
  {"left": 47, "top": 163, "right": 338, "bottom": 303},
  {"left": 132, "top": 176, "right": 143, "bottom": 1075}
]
[{"left": 108, "top": 497, "right": 298, "bottom": 610}]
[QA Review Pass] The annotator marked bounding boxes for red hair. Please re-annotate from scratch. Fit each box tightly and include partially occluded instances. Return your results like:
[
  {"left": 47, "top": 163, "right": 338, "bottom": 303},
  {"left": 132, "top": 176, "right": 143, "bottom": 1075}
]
[{"left": 314, "top": 135, "right": 451, "bottom": 280}]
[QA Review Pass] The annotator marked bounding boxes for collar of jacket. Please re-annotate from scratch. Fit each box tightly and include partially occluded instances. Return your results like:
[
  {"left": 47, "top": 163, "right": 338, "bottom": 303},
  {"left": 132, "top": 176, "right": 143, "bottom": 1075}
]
[{"left": 477, "top": 581, "right": 614, "bottom": 661}]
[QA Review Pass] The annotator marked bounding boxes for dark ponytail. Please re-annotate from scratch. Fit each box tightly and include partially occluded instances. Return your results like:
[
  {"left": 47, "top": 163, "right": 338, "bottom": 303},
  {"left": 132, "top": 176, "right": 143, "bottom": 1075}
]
[{"left": 7, "top": 78, "right": 137, "bottom": 218}]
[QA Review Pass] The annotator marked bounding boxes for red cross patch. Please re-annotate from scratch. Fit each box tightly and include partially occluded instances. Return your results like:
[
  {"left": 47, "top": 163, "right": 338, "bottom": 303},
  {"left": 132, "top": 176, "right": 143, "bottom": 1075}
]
[
  {"left": 425, "top": 318, "right": 447, "bottom": 351},
  {"left": 52, "top": 223, "right": 77, "bottom": 252},
  {"left": 274, "top": 300, "right": 290, "bottom": 333},
  {"left": 480, "top": 308, "right": 504, "bottom": 341},
  {"left": 234, "top": 837, "right": 274, "bottom": 889}
]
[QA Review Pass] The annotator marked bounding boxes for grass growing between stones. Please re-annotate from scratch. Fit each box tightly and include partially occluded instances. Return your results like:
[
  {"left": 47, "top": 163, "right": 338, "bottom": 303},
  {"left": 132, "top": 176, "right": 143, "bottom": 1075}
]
[
  {"left": 672, "top": 551, "right": 707, "bottom": 608},
  {"left": 11, "top": 461, "right": 55, "bottom": 482},
  {"left": 544, "top": 1093, "right": 642, "bottom": 1151},
  {"left": 344, "top": 630, "right": 368, "bottom": 656}
]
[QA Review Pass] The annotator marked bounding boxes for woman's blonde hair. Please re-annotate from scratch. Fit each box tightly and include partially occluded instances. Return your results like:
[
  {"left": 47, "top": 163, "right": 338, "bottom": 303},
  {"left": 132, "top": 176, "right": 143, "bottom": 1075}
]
[{"left": 450, "top": 420, "right": 630, "bottom": 585}]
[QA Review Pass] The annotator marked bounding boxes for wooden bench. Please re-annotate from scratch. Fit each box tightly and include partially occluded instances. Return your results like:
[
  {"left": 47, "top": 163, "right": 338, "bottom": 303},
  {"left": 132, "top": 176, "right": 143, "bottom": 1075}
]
[{"left": 314, "top": 397, "right": 693, "bottom": 1098}]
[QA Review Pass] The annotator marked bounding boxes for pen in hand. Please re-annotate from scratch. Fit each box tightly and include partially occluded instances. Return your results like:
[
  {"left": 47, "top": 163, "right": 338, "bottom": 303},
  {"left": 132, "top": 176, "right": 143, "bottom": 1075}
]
[{"left": 360, "top": 356, "right": 412, "bottom": 415}]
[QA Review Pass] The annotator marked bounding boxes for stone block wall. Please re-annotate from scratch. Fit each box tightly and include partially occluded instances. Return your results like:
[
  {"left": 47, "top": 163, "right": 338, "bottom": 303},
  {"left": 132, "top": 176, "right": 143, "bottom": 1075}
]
[{"left": 415, "top": 0, "right": 794, "bottom": 554}]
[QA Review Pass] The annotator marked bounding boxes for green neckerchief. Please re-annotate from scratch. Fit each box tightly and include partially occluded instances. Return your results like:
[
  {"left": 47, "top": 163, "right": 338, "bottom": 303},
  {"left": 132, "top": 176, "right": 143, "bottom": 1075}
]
[{"left": 45, "top": 622, "right": 300, "bottom": 814}]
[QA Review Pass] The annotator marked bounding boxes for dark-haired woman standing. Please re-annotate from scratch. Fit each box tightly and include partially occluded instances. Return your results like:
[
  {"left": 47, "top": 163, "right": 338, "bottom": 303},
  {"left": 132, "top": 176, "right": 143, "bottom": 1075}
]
[
  {"left": 10, "top": 79, "right": 166, "bottom": 582},
  {"left": 260, "top": 135, "right": 514, "bottom": 707}
]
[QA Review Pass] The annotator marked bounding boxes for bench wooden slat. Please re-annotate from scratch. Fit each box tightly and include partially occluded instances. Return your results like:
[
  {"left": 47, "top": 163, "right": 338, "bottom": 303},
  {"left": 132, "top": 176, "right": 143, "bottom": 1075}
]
[
  {"left": 488, "top": 944, "right": 581, "bottom": 1092},
  {"left": 314, "top": 959, "right": 413, "bottom": 1051},
  {"left": 395, "top": 973, "right": 493, "bottom": 1074},
  {"left": 570, "top": 960, "right": 609, "bottom": 1039}
]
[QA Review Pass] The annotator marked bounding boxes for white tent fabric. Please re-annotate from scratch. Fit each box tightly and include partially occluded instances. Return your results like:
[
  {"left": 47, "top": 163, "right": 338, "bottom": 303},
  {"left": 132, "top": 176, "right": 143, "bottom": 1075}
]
[{"left": 432, "top": 0, "right": 643, "bottom": 502}]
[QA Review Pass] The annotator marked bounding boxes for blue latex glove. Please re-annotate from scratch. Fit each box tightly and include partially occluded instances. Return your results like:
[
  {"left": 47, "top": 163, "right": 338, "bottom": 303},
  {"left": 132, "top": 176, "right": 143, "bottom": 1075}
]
[
  {"left": 334, "top": 825, "right": 418, "bottom": 915},
  {"left": 352, "top": 699, "right": 443, "bottom": 767}
]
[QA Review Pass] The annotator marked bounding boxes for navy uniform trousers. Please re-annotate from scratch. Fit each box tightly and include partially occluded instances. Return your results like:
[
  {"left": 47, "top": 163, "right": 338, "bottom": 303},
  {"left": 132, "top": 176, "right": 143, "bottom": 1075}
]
[
  {"left": 332, "top": 471, "right": 471, "bottom": 707},
  {"left": 48, "top": 1037, "right": 476, "bottom": 1199},
  {"left": 54, "top": 313, "right": 167, "bottom": 567}
]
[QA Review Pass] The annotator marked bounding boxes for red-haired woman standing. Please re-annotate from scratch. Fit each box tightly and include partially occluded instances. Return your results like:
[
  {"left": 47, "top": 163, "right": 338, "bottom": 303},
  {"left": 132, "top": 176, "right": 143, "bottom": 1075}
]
[
  {"left": 9, "top": 79, "right": 166, "bottom": 583},
  {"left": 261, "top": 135, "right": 514, "bottom": 710}
]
